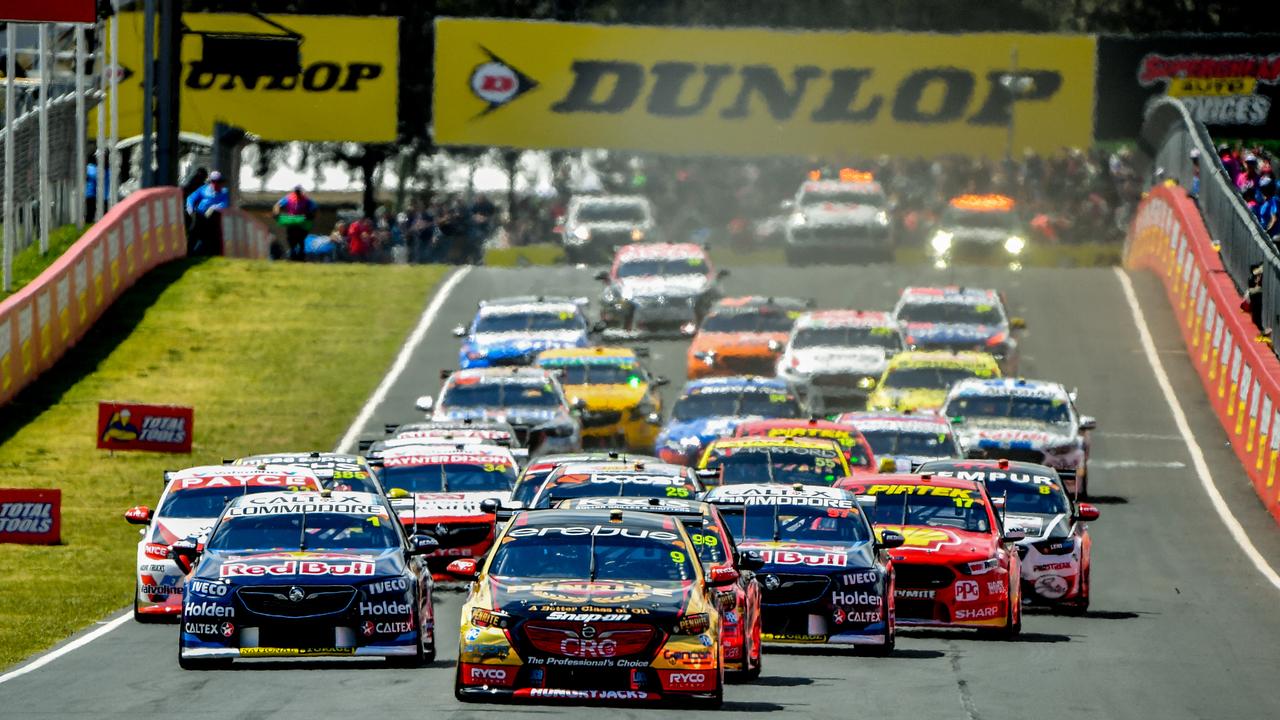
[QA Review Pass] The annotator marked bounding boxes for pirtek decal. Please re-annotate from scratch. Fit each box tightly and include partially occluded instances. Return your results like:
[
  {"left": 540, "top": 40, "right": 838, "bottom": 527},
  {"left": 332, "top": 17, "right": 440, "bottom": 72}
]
[{"left": 434, "top": 19, "right": 1095, "bottom": 158}]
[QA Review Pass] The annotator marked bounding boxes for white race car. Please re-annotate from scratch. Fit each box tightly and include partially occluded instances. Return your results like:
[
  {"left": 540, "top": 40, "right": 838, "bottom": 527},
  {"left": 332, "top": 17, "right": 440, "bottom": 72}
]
[{"left": 776, "top": 310, "right": 904, "bottom": 413}]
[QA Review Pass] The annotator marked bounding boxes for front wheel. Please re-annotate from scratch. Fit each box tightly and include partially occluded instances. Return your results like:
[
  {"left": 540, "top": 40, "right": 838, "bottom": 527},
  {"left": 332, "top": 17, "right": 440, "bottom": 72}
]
[{"left": 1061, "top": 566, "right": 1091, "bottom": 616}]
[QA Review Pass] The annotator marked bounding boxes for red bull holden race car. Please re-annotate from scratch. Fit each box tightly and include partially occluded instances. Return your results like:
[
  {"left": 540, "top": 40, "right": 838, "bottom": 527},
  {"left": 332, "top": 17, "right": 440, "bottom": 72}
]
[{"left": 123, "top": 464, "right": 323, "bottom": 622}]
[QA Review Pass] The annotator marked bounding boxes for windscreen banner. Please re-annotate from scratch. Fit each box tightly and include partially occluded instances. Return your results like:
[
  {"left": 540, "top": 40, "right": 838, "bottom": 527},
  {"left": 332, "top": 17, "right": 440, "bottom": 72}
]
[
  {"left": 1096, "top": 35, "right": 1280, "bottom": 140},
  {"left": 434, "top": 18, "right": 1096, "bottom": 158},
  {"left": 107, "top": 13, "right": 399, "bottom": 142}
]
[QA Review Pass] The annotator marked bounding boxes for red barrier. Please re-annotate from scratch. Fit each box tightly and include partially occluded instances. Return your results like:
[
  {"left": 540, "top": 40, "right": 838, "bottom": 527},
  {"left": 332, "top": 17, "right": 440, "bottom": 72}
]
[
  {"left": 0, "top": 188, "right": 187, "bottom": 407},
  {"left": 221, "top": 207, "right": 274, "bottom": 259},
  {"left": 1125, "top": 185, "right": 1280, "bottom": 524}
]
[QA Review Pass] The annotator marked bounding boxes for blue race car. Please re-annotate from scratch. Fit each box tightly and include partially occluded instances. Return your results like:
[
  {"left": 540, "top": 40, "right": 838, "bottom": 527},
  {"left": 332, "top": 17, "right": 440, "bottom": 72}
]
[
  {"left": 892, "top": 286, "right": 1023, "bottom": 374},
  {"left": 656, "top": 376, "right": 804, "bottom": 465},
  {"left": 453, "top": 296, "right": 591, "bottom": 369},
  {"left": 174, "top": 490, "right": 441, "bottom": 669}
]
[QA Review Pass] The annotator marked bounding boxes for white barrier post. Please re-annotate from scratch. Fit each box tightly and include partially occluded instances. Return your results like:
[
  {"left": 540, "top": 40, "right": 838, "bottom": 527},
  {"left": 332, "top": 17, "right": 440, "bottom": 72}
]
[
  {"left": 75, "top": 25, "right": 86, "bottom": 228},
  {"left": 3, "top": 24, "right": 15, "bottom": 292},
  {"left": 38, "top": 23, "right": 51, "bottom": 253}
]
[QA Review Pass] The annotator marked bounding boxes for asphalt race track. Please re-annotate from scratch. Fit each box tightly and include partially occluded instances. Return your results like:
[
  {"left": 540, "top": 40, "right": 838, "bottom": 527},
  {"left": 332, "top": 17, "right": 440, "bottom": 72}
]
[{"left": 4, "top": 262, "right": 1280, "bottom": 719}]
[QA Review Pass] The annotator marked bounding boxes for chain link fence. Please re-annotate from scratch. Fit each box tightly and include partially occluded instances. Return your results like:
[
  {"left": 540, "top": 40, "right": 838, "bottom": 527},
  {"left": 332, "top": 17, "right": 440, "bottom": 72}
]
[{"left": 1140, "top": 96, "right": 1280, "bottom": 354}]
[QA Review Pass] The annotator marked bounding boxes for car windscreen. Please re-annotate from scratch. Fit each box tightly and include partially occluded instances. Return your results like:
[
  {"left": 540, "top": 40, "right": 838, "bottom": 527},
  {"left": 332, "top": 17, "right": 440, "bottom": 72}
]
[
  {"left": 896, "top": 301, "right": 1004, "bottom": 325},
  {"left": 944, "top": 395, "right": 1072, "bottom": 425},
  {"left": 801, "top": 189, "right": 884, "bottom": 206},
  {"left": 942, "top": 208, "right": 1018, "bottom": 230},
  {"left": 702, "top": 446, "right": 845, "bottom": 486},
  {"left": 882, "top": 365, "right": 991, "bottom": 390},
  {"left": 555, "top": 364, "right": 641, "bottom": 386},
  {"left": 701, "top": 311, "right": 795, "bottom": 333},
  {"left": 576, "top": 203, "right": 648, "bottom": 223},
  {"left": 442, "top": 381, "right": 562, "bottom": 408},
  {"left": 984, "top": 479, "right": 1071, "bottom": 515},
  {"left": 734, "top": 503, "right": 870, "bottom": 544},
  {"left": 206, "top": 512, "right": 400, "bottom": 552},
  {"left": 536, "top": 474, "right": 697, "bottom": 508},
  {"left": 489, "top": 524, "right": 696, "bottom": 582},
  {"left": 792, "top": 326, "right": 901, "bottom": 350},
  {"left": 616, "top": 258, "right": 708, "bottom": 278},
  {"left": 687, "top": 523, "right": 729, "bottom": 564},
  {"left": 749, "top": 429, "right": 873, "bottom": 468},
  {"left": 672, "top": 391, "right": 802, "bottom": 422},
  {"left": 475, "top": 310, "right": 585, "bottom": 334},
  {"left": 865, "top": 489, "right": 990, "bottom": 533},
  {"left": 860, "top": 429, "right": 957, "bottom": 457},
  {"left": 159, "top": 486, "right": 291, "bottom": 519},
  {"left": 380, "top": 463, "right": 516, "bottom": 494}
]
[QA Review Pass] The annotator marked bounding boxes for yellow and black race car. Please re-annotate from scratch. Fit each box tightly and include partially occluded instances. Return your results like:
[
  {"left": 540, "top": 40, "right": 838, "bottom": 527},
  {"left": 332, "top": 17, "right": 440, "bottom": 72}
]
[
  {"left": 537, "top": 347, "right": 668, "bottom": 452},
  {"left": 449, "top": 507, "right": 732, "bottom": 707}
]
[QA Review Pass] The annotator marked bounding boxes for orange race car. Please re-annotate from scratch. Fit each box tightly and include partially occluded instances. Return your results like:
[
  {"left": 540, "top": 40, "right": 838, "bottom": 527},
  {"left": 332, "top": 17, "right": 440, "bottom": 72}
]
[{"left": 687, "top": 297, "right": 812, "bottom": 380}]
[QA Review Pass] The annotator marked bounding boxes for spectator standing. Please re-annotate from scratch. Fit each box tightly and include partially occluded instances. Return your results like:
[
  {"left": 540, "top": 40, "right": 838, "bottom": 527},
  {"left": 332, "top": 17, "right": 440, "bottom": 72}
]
[
  {"left": 346, "top": 215, "right": 376, "bottom": 261},
  {"left": 185, "top": 170, "right": 230, "bottom": 255},
  {"left": 1257, "top": 177, "right": 1279, "bottom": 239},
  {"left": 273, "top": 185, "right": 318, "bottom": 262},
  {"left": 85, "top": 159, "right": 108, "bottom": 222}
]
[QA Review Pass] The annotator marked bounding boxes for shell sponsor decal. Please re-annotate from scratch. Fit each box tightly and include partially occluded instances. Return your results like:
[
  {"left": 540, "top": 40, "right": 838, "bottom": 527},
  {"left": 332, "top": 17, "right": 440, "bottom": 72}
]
[{"left": 876, "top": 525, "right": 962, "bottom": 552}]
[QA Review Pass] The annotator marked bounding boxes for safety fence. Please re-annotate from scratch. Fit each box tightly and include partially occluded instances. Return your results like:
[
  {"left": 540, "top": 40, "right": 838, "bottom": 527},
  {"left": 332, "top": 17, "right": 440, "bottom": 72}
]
[
  {"left": 1126, "top": 184, "right": 1280, "bottom": 525},
  {"left": 0, "top": 91, "right": 91, "bottom": 255},
  {"left": 221, "top": 207, "right": 274, "bottom": 259}
]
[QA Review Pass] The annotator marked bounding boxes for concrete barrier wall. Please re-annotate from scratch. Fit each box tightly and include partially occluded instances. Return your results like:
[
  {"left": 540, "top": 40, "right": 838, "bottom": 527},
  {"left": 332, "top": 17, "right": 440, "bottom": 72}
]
[{"left": 1126, "top": 184, "right": 1280, "bottom": 524}]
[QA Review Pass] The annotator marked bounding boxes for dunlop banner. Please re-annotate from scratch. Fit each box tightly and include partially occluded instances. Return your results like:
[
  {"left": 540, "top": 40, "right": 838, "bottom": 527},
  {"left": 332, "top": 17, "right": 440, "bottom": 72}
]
[
  {"left": 108, "top": 13, "right": 398, "bottom": 142},
  {"left": 434, "top": 19, "right": 1096, "bottom": 157}
]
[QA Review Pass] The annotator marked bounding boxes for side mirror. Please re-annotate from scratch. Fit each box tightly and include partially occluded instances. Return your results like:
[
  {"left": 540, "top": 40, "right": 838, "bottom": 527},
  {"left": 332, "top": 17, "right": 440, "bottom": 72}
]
[
  {"left": 706, "top": 565, "right": 740, "bottom": 587},
  {"left": 717, "top": 269, "right": 730, "bottom": 279},
  {"left": 593, "top": 269, "right": 610, "bottom": 282},
  {"left": 387, "top": 487, "right": 411, "bottom": 499},
  {"left": 876, "top": 529, "right": 906, "bottom": 550},
  {"left": 170, "top": 537, "right": 200, "bottom": 574},
  {"left": 1009, "top": 317, "right": 1027, "bottom": 330},
  {"left": 1002, "top": 528, "right": 1027, "bottom": 543},
  {"left": 736, "top": 550, "right": 766, "bottom": 572},
  {"left": 406, "top": 534, "right": 439, "bottom": 556},
  {"left": 1074, "top": 503, "right": 1100, "bottom": 522},
  {"left": 479, "top": 498, "right": 503, "bottom": 515},
  {"left": 452, "top": 324, "right": 468, "bottom": 338},
  {"left": 445, "top": 558, "right": 480, "bottom": 580},
  {"left": 1078, "top": 416, "right": 1097, "bottom": 432},
  {"left": 572, "top": 397, "right": 589, "bottom": 413},
  {"left": 652, "top": 375, "right": 670, "bottom": 387},
  {"left": 779, "top": 199, "right": 794, "bottom": 211},
  {"left": 415, "top": 395, "right": 434, "bottom": 412},
  {"left": 124, "top": 505, "right": 153, "bottom": 525},
  {"left": 694, "top": 468, "right": 720, "bottom": 481}
]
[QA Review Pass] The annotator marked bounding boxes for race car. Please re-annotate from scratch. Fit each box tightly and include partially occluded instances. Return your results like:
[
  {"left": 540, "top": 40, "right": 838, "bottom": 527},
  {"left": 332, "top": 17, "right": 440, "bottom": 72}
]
[
  {"left": 838, "top": 474, "right": 1024, "bottom": 637},
  {"left": 359, "top": 419, "right": 521, "bottom": 456},
  {"left": 373, "top": 444, "right": 518, "bottom": 577},
  {"left": 783, "top": 175, "right": 893, "bottom": 264},
  {"left": 838, "top": 412, "right": 965, "bottom": 472},
  {"left": 696, "top": 436, "right": 851, "bottom": 486},
  {"left": 453, "top": 296, "right": 591, "bottom": 369},
  {"left": 892, "top": 286, "right": 1023, "bottom": 374},
  {"left": 561, "top": 194, "right": 657, "bottom": 263},
  {"left": 705, "top": 483, "right": 900, "bottom": 652},
  {"left": 928, "top": 194, "right": 1028, "bottom": 268},
  {"left": 732, "top": 418, "right": 877, "bottom": 475},
  {"left": 865, "top": 350, "right": 1001, "bottom": 413},
  {"left": 775, "top": 310, "right": 905, "bottom": 413},
  {"left": 509, "top": 451, "right": 661, "bottom": 508},
  {"left": 450, "top": 507, "right": 729, "bottom": 706},
  {"left": 528, "top": 460, "right": 704, "bottom": 509},
  {"left": 555, "top": 496, "right": 764, "bottom": 680},
  {"left": 656, "top": 376, "right": 805, "bottom": 465},
  {"left": 941, "top": 378, "right": 1097, "bottom": 496},
  {"left": 233, "top": 452, "right": 384, "bottom": 496},
  {"left": 123, "top": 465, "right": 323, "bottom": 622},
  {"left": 595, "top": 243, "right": 726, "bottom": 337},
  {"left": 687, "top": 297, "right": 811, "bottom": 379},
  {"left": 536, "top": 346, "right": 667, "bottom": 452},
  {"left": 174, "top": 490, "right": 441, "bottom": 668},
  {"left": 419, "top": 367, "right": 583, "bottom": 456},
  {"left": 916, "top": 459, "right": 1100, "bottom": 611}
]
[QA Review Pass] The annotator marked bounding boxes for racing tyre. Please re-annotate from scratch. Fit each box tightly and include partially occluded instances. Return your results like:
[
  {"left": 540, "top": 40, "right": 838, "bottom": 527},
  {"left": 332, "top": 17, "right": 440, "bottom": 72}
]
[
  {"left": 866, "top": 593, "right": 895, "bottom": 657},
  {"left": 1061, "top": 566, "right": 1091, "bottom": 616},
  {"left": 731, "top": 614, "right": 763, "bottom": 682}
]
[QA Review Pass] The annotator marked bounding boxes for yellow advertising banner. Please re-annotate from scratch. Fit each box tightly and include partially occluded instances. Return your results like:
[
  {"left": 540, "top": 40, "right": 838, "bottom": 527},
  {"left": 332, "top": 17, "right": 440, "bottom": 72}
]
[
  {"left": 107, "top": 13, "right": 398, "bottom": 142},
  {"left": 434, "top": 19, "right": 1096, "bottom": 158}
]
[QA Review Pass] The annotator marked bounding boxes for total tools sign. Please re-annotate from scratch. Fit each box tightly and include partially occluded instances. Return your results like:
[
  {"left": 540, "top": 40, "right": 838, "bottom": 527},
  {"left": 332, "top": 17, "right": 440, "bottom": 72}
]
[
  {"left": 109, "top": 13, "right": 399, "bottom": 142},
  {"left": 434, "top": 19, "right": 1096, "bottom": 158}
]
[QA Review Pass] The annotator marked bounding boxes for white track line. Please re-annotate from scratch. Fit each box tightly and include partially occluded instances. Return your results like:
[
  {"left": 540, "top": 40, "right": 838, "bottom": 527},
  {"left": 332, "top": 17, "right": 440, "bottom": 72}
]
[
  {"left": 335, "top": 266, "right": 472, "bottom": 453},
  {"left": 0, "top": 613, "right": 130, "bottom": 685},
  {"left": 1115, "top": 267, "right": 1280, "bottom": 590},
  {"left": 0, "top": 266, "right": 472, "bottom": 684}
]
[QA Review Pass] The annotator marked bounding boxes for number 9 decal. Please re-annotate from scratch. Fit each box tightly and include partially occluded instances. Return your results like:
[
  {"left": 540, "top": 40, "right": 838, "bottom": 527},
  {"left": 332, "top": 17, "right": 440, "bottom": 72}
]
[{"left": 670, "top": 551, "right": 686, "bottom": 564}]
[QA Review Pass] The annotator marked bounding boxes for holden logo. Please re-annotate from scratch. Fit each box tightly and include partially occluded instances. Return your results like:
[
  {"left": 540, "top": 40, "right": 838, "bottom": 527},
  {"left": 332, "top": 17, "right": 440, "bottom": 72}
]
[
  {"left": 469, "top": 47, "right": 538, "bottom": 113},
  {"left": 580, "top": 624, "right": 597, "bottom": 639},
  {"left": 288, "top": 586, "right": 306, "bottom": 603},
  {"left": 762, "top": 574, "right": 781, "bottom": 591}
]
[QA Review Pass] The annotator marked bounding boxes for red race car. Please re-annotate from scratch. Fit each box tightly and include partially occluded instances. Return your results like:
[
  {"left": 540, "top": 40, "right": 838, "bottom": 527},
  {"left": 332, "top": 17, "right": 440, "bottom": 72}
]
[
  {"left": 732, "top": 418, "right": 877, "bottom": 476},
  {"left": 838, "top": 473, "right": 1024, "bottom": 637}
]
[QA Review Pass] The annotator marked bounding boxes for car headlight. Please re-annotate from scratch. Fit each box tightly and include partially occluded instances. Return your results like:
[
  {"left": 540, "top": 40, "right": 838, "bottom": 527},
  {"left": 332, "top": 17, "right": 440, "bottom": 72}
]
[
  {"left": 930, "top": 231, "right": 953, "bottom": 254},
  {"left": 790, "top": 212, "right": 807, "bottom": 226},
  {"left": 857, "top": 376, "right": 877, "bottom": 389},
  {"left": 875, "top": 210, "right": 890, "bottom": 226},
  {"left": 572, "top": 226, "right": 591, "bottom": 242},
  {"left": 631, "top": 228, "right": 645, "bottom": 241},
  {"left": 960, "top": 558, "right": 1000, "bottom": 575},
  {"left": 1004, "top": 235, "right": 1025, "bottom": 255}
]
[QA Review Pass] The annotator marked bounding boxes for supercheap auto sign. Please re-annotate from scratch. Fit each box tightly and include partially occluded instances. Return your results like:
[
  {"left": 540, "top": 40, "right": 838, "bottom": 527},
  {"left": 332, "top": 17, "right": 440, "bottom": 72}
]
[
  {"left": 433, "top": 19, "right": 1096, "bottom": 158},
  {"left": 107, "top": 13, "right": 398, "bottom": 142}
]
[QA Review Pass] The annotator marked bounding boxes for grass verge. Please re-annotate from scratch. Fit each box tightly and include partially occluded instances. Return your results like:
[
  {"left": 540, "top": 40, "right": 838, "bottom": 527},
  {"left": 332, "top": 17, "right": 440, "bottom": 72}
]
[
  {"left": 1, "top": 225, "right": 89, "bottom": 300},
  {"left": 484, "top": 243, "right": 565, "bottom": 267},
  {"left": 0, "top": 258, "right": 448, "bottom": 668}
]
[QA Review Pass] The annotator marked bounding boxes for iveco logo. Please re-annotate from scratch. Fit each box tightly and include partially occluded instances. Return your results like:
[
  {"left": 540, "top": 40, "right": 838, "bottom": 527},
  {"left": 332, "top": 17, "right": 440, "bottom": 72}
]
[
  {"left": 580, "top": 624, "right": 597, "bottom": 639},
  {"left": 288, "top": 586, "right": 306, "bottom": 603},
  {"left": 762, "top": 574, "right": 781, "bottom": 591}
]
